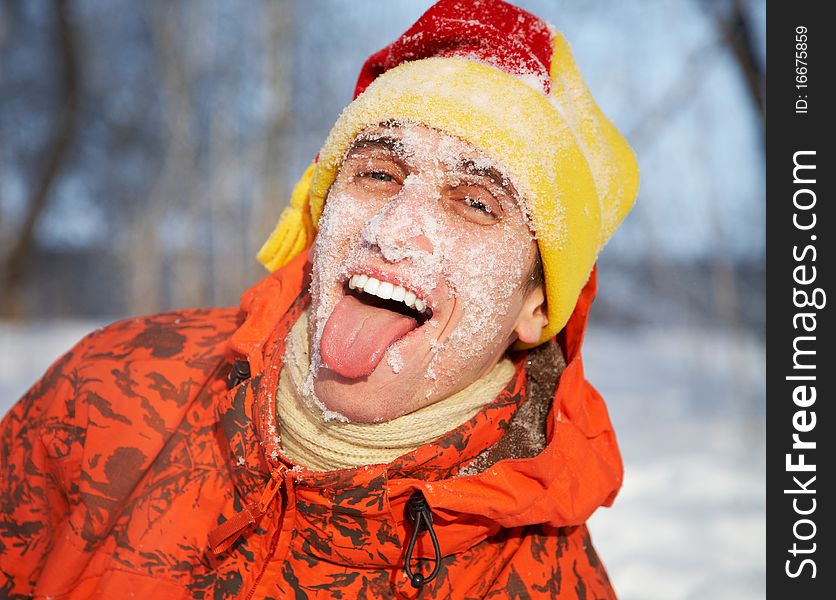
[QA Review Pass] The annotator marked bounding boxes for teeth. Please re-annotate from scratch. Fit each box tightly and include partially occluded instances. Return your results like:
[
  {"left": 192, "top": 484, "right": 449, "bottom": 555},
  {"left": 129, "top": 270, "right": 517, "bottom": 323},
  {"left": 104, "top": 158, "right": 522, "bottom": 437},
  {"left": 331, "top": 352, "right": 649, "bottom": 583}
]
[
  {"left": 377, "top": 281, "right": 393, "bottom": 300},
  {"left": 364, "top": 277, "right": 380, "bottom": 294},
  {"left": 347, "top": 273, "right": 430, "bottom": 315}
]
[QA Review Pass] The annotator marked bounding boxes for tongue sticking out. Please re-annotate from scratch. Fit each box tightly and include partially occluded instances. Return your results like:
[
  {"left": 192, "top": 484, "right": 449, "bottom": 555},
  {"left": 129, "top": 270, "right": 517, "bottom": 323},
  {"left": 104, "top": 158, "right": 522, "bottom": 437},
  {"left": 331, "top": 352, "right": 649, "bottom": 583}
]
[{"left": 320, "top": 294, "right": 419, "bottom": 379}]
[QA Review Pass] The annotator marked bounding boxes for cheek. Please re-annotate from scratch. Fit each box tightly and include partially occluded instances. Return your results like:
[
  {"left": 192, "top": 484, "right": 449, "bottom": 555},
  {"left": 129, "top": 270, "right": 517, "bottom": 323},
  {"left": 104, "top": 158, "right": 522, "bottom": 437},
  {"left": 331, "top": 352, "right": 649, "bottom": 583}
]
[
  {"left": 310, "top": 193, "right": 376, "bottom": 313},
  {"left": 312, "top": 193, "right": 379, "bottom": 275},
  {"left": 316, "top": 192, "right": 378, "bottom": 252},
  {"left": 441, "top": 221, "right": 530, "bottom": 303},
  {"left": 431, "top": 220, "right": 531, "bottom": 366}
]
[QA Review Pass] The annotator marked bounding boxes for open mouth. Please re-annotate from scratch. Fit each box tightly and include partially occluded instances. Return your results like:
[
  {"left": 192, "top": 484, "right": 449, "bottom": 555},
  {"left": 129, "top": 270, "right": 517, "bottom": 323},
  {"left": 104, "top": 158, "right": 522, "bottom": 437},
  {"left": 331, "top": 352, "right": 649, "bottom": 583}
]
[
  {"left": 319, "top": 273, "right": 436, "bottom": 380},
  {"left": 345, "top": 273, "right": 433, "bottom": 325}
]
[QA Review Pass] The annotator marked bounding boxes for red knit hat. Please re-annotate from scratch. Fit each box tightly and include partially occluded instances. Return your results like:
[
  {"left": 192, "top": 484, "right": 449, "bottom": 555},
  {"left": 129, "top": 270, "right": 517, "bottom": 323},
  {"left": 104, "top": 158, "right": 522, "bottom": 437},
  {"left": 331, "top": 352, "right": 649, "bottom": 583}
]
[{"left": 355, "top": 0, "right": 554, "bottom": 97}]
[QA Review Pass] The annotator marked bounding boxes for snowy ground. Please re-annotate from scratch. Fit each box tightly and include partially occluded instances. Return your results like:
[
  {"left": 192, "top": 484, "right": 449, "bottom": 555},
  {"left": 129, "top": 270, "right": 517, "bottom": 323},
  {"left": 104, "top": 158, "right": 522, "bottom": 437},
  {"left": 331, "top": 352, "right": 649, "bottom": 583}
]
[
  {"left": 585, "top": 325, "right": 765, "bottom": 600},
  {"left": 0, "top": 320, "right": 765, "bottom": 599}
]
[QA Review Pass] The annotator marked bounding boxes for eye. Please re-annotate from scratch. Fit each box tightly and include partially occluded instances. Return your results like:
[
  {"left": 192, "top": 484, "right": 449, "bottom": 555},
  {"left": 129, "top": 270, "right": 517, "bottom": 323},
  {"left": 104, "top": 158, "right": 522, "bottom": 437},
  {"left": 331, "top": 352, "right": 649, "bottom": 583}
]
[
  {"left": 463, "top": 196, "right": 492, "bottom": 213},
  {"left": 355, "top": 169, "right": 402, "bottom": 195},
  {"left": 363, "top": 171, "right": 397, "bottom": 183},
  {"left": 340, "top": 156, "right": 405, "bottom": 198},
  {"left": 446, "top": 185, "right": 501, "bottom": 225},
  {"left": 344, "top": 156, "right": 405, "bottom": 190}
]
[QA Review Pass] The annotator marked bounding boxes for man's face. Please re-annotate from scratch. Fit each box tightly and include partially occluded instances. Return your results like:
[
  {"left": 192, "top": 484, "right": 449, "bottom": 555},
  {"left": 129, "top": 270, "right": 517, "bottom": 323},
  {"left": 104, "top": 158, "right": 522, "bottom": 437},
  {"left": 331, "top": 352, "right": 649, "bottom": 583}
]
[{"left": 307, "top": 124, "right": 542, "bottom": 422}]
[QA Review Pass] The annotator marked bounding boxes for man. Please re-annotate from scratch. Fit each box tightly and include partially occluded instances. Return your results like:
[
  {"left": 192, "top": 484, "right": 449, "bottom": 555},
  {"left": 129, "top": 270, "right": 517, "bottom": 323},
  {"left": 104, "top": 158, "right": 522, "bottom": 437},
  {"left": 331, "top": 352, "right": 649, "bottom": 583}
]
[{"left": 0, "top": 0, "right": 638, "bottom": 597}]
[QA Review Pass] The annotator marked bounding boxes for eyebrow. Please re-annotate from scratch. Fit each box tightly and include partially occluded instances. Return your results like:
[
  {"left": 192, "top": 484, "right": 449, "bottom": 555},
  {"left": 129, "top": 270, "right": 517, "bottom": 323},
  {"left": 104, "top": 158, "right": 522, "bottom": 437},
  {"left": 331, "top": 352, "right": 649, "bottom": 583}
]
[
  {"left": 346, "top": 136, "right": 404, "bottom": 157},
  {"left": 457, "top": 160, "right": 517, "bottom": 198}
]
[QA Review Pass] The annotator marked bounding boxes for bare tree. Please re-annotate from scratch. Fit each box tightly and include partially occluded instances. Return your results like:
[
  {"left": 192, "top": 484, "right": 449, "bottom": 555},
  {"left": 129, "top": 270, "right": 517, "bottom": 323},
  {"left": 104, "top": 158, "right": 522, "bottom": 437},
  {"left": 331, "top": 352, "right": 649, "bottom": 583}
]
[
  {"left": 127, "top": 1, "right": 200, "bottom": 315},
  {"left": 248, "top": 1, "right": 294, "bottom": 287},
  {"left": 1, "top": 0, "right": 79, "bottom": 317},
  {"left": 703, "top": 0, "right": 765, "bottom": 128}
]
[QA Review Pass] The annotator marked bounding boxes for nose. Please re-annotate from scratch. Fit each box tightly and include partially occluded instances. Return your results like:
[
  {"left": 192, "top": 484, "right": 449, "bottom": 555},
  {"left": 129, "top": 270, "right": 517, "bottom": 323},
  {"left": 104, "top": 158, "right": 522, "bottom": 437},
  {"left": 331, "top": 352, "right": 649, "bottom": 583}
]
[{"left": 364, "top": 181, "right": 435, "bottom": 259}]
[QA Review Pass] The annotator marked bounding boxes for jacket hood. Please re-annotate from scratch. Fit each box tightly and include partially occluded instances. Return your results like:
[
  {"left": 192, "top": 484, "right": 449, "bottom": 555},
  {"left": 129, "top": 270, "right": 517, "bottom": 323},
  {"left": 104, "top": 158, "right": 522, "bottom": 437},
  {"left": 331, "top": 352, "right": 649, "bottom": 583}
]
[{"left": 220, "top": 248, "right": 622, "bottom": 567}]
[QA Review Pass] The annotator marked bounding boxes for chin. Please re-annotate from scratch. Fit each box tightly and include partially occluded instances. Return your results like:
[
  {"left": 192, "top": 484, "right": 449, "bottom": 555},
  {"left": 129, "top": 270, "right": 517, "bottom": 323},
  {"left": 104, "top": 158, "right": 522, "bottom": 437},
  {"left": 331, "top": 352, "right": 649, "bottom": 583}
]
[{"left": 312, "top": 367, "right": 420, "bottom": 423}]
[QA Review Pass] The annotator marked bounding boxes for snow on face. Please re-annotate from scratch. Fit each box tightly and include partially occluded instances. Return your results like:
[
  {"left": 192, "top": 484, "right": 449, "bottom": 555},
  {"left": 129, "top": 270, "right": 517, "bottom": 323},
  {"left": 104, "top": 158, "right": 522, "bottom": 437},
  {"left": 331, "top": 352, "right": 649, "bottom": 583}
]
[{"left": 307, "top": 123, "right": 537, "bottom": 422}]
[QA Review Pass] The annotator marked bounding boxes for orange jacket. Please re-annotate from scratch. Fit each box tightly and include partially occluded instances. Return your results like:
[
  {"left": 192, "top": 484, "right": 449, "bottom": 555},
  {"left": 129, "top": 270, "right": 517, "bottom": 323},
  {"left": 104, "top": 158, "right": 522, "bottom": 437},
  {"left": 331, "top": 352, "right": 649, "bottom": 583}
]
[{"left": 1, "top": 251, "right": 623, "bottom": 598}]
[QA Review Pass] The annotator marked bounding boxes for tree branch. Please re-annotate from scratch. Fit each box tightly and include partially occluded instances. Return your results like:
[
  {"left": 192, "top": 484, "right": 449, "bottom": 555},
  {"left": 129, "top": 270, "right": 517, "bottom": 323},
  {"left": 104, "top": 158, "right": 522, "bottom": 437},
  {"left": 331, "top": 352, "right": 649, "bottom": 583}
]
[{"left": 1, "top": 0, "right": 80, "bottom": 317}]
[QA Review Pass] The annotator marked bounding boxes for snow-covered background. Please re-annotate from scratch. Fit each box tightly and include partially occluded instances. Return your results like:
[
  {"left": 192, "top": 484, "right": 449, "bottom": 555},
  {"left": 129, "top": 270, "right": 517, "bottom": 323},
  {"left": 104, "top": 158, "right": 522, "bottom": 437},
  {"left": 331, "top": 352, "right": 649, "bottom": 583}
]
[{"left": 585, "top": 325, "right": 764, "bottom": 600}]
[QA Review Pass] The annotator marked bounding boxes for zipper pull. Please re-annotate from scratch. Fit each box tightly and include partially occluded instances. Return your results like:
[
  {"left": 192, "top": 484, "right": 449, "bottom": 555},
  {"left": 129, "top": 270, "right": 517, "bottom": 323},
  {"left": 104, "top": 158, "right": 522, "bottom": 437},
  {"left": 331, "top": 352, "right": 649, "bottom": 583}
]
[
  {"left": 257, "top": 465, "right": 288, "bottom": 513},
  {"left": 209, "top": 464, "right": 288, "bottom": 555}
]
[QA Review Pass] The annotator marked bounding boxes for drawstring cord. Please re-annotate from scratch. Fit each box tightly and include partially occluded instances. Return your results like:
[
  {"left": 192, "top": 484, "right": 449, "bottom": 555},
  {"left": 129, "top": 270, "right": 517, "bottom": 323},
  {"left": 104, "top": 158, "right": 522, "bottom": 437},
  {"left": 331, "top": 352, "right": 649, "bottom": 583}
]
[{"left": 404, "top": 491, "right": 441, "bottom": 588}]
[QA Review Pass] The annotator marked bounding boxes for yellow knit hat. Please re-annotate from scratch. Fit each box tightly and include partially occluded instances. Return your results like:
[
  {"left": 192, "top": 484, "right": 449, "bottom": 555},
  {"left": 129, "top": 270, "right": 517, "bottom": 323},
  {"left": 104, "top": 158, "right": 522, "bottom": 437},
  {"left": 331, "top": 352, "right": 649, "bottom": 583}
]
[{"left": 257, "top": 0, "right": 639, "bottom": 346}]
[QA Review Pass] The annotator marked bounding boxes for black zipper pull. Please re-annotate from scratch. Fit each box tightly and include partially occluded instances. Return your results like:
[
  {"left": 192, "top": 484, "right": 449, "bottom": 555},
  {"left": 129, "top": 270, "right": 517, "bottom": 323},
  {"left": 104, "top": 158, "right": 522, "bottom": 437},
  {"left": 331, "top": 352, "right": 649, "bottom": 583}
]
[{"left": 404, "top": 491, "right": 441, "bottom": 588}]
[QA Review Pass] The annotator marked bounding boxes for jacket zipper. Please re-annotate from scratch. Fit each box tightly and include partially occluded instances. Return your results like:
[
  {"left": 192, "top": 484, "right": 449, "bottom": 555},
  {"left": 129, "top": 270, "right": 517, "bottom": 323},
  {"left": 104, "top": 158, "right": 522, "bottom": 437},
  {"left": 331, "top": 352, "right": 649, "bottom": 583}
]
[
  {"left": 208, "top": 464, "right": 288, "bottom": 554},
  {"left": 244, "top": 520, "right": 284, "bottom": 600},
  {"left": 243, "top": 465, "right": 289, "bottom": 600}
]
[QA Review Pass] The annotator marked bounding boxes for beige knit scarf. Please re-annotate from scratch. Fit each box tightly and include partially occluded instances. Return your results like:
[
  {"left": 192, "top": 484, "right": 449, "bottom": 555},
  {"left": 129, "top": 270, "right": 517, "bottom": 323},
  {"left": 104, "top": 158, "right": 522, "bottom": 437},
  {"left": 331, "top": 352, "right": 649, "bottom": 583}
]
[{"left": 276, "top": 311, "right": 515, "bottom": 472}]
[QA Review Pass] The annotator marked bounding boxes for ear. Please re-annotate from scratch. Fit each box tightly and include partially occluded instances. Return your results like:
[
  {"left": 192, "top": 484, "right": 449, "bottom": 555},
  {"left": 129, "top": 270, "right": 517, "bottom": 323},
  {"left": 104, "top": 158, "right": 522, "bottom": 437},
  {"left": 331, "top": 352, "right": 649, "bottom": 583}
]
[{"left": 514, "top": 284, "right": 548, "bottom": 345}]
